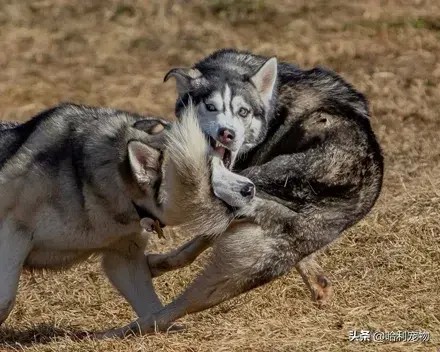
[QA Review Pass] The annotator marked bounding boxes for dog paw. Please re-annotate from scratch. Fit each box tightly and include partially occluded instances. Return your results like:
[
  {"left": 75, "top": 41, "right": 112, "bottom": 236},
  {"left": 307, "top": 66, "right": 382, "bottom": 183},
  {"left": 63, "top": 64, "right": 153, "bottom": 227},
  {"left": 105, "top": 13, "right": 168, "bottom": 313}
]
[
  {"left": 93, "top": 315, "right": 184, "bottom": 339},
  {"left": 92, "top": 315, "right": 162, "bottom": 339},
  {"left": 310, "top": 275, "right": 333, "bottom": 306},
  {"left": 163, "top": 322, "right": 187, "bottom": 333}
]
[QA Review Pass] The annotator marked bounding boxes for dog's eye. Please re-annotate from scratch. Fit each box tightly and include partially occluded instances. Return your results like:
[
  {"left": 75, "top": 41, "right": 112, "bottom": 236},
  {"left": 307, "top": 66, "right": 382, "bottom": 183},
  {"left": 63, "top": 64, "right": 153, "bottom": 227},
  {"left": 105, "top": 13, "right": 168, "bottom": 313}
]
[
  {"left": 205, "top": 103, "right": 217, "bottom": 112},
  {"left": 238, "top": 107, "right": 250, "bottom": 118}
]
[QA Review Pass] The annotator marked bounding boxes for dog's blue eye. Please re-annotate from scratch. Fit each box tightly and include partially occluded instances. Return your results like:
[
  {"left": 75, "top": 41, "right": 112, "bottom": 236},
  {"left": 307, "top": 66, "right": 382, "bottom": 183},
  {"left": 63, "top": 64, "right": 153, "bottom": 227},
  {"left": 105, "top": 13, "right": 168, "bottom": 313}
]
[
  {"left": 205, "top": 103, "right": 217, "bottom": 112},
  {"left": 238, "top": 107, "right": 250, "bottom": 118}
]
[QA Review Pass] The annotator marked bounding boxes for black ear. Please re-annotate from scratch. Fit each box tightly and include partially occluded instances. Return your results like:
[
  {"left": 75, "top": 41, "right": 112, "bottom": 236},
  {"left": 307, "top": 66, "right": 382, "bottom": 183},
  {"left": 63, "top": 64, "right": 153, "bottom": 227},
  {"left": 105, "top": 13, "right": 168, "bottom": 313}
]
[
  {"left": 133, "top": 118, "right": 171, "bottom": 135},
  {"left": 163, "top": 67, "right": 203, "bottom": 95}
]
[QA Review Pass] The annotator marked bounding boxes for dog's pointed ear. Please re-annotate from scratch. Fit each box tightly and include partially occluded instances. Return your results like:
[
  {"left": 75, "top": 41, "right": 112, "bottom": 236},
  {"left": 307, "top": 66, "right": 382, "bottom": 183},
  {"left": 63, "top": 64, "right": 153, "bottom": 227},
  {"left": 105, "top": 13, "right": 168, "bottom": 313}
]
[
  {"left": 128, "top": 141, "right": 161, "bottom": 186},
  {"left": 164, "top": 67, "right": 203, "bottom": 95},
  {"left": 251, "top": 57, "right": 278, "bottom": 107}
]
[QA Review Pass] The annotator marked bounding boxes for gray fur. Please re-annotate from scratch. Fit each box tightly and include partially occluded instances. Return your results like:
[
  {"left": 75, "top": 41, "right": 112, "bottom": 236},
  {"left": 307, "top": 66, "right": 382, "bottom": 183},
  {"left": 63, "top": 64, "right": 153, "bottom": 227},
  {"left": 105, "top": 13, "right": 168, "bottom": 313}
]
[
  {"left": 0, "top": 102, "right": 250, "bottom": 330},
  {"left": 100, "top": 49, "right": 384, "bottom": 337},
  {"left": 0, "top": 121, "right": 20, "bottom": 130},
  {"left": 175, "top": 48, "right": 383, "bottom": 278}
]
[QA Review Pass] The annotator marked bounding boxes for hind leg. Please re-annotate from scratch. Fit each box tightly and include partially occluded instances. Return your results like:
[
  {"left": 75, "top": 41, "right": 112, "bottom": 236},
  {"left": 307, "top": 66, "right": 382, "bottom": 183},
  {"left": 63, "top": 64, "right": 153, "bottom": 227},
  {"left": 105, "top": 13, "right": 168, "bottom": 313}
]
[
  {"left": 96, "top": 222, "right": 297, "bottom": 338},
  {"left": 0, "top": 222, "right": 32, "bottom": 325},
  {"left": 295, "top": 254, "right": 332, "bottom": 305}
]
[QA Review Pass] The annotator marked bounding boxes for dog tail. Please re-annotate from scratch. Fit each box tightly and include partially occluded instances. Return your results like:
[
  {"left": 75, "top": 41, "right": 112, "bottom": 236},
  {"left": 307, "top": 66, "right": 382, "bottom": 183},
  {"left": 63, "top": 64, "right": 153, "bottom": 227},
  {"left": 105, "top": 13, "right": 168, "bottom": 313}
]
[{"left": 160, "top": 105, "right": 233, "bottom": 236}]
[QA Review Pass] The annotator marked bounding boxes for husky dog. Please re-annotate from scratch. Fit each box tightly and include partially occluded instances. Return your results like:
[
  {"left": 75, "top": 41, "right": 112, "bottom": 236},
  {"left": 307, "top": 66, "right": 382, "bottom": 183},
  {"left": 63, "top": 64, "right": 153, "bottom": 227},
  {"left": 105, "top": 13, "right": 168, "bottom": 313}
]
[
  {"left": 0, "top": 103, "right": 254, "bottom": 330},
  {"left": 99, "top": 49, "right": 384, "bottom": 337}
]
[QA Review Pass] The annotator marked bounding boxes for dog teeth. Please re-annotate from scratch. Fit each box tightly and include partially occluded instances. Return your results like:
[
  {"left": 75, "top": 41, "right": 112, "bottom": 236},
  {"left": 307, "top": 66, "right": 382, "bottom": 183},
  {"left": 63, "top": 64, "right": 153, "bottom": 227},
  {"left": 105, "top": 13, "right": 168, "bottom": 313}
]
[
  {"left": 216, "top": 141, "right": 228, "bottom": 149},
  {"left": 211, "top": 138, "right": 230, "bottom": 150}
]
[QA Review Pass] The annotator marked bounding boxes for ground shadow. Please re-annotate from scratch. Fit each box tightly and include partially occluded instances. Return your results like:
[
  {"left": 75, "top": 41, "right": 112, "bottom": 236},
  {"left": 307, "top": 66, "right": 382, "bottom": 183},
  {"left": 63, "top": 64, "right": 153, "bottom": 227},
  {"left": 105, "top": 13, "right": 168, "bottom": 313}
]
[{"left": 0, "top": 324, "right": 90, "bottom": 348}]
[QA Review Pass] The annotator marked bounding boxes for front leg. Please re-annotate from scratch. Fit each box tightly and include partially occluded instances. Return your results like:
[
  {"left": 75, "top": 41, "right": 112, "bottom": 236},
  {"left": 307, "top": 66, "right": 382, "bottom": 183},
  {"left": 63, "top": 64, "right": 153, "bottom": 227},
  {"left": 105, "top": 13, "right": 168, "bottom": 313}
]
[
  {"left": 147, "top": 235, "right": 212, "bottom": 278},
  {"left": 101, "top": 235, "right": 163, "bottom": 317},
  {"left": 235, "top": 195, "right": 296, "bottom": 231},
  {"left": 0, "top": 222, "right": 33, "bottom": 326},
  {"left": 95, "top": 221, "right": 294, "bottom": 338}
]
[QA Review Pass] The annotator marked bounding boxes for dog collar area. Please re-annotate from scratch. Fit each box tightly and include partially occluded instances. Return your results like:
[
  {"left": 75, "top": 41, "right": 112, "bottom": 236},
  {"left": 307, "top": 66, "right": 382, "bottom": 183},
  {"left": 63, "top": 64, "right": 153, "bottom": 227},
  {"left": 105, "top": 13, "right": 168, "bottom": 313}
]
[{"left": 131, "top": 201, "right": 165, "bottom": 228}]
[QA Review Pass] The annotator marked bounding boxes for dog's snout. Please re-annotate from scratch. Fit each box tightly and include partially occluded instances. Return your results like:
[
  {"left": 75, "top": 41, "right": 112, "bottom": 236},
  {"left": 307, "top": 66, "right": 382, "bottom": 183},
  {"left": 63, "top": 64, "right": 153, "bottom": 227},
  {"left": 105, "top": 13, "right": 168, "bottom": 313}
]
[
  {"left": 218, "top": 127, "right": 235, "bottom": 144},
  {"left": 240, "top": 183, "right": 255, "bottom": 198}
]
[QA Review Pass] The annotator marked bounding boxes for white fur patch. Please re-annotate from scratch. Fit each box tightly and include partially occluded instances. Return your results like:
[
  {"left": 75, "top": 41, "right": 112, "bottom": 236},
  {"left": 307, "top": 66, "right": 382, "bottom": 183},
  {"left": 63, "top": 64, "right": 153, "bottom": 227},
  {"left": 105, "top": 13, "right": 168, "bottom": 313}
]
[
  {"left": 231, "top": 95, "right": 251, "bottom": 116},
  {"left": 223, "top": 84, "right": 232, "bottom": 113},
  {"left": 165, "top": 105, "right": 208, "bottom": 177},
  {"left": 207, "top": 91, "right": 224, "bottom": 111}
]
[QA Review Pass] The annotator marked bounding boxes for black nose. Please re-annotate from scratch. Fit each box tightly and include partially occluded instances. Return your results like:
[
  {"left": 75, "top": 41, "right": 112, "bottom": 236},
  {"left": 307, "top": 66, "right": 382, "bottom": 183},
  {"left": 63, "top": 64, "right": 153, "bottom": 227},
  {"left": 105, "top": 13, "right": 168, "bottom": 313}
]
[
  {"left": 218, "top": 127, "right": 235, "bottom": 142},
  {"left": 240, "top": 183, "right": 255, "bottom": 198}
]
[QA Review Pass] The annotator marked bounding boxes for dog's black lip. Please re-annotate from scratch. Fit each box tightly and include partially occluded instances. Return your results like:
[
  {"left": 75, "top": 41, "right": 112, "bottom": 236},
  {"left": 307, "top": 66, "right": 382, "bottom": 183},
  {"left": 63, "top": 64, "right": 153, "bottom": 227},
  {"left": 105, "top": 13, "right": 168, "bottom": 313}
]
[
  {"left": 208, "top": 136, "right": 216, "bottom": 149},
  {"left": 207, "top": 135, "right": 233, "bottom": 170}
]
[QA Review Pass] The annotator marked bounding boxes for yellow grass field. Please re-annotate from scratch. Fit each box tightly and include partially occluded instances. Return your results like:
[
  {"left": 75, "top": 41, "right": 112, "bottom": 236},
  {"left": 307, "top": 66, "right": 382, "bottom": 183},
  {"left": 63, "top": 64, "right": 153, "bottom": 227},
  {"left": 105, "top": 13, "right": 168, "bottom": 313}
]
[{"left": 0, "top": 1, "right": 438, "bottom": 351}]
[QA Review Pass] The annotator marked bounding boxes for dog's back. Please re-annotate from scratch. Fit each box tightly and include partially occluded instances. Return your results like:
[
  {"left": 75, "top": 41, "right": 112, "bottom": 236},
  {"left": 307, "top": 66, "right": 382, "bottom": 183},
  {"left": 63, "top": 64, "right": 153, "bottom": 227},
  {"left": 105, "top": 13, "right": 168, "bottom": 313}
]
[
  {"left": 0, "top": 125, "right": 20, "bottom": 168},
  {"left": 239, "top": 64, "right": 383, "bottom": 231},
  {"left": 0, "top": 111, "right": 49, "bottom": 169}
]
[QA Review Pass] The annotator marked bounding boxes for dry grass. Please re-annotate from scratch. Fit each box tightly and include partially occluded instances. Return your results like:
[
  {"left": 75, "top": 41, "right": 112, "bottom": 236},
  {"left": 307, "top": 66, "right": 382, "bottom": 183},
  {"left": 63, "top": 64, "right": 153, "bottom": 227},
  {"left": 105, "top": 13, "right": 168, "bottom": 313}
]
[{"left": 0, "top": 0, "right": 439, "bottom": 351}]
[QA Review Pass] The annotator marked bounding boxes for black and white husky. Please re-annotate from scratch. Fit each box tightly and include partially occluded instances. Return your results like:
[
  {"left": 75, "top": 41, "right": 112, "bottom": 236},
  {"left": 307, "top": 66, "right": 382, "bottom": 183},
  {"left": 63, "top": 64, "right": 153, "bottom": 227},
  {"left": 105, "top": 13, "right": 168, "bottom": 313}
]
[
  {"left": 0, "top": 103, "right": 254, "bottom": 332},
  {"left": 99, "top": 49, "right": 384, "bottom": 337}
]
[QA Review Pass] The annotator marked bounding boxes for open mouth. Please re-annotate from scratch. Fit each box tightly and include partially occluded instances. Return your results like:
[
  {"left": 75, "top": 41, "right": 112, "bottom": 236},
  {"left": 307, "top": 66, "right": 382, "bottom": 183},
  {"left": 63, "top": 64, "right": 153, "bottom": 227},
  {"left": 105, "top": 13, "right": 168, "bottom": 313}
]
[{"left": 208, "top": 136, "right": 232, "bottom": 169}]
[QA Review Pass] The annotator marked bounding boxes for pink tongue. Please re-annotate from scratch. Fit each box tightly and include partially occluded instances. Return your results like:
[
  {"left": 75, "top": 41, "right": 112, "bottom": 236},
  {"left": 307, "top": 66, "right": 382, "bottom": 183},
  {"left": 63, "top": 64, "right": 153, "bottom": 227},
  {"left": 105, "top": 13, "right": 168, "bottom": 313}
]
[{"left": 215, "top": 146, "right": 226, "bottom": 158}]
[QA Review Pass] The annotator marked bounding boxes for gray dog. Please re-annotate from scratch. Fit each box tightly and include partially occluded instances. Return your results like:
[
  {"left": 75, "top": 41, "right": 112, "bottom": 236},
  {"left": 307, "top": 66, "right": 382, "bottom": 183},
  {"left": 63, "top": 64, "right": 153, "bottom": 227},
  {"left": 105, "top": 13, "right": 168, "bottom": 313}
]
[{"left": 0, "top": 103, "right": 254, "bottom": 333}]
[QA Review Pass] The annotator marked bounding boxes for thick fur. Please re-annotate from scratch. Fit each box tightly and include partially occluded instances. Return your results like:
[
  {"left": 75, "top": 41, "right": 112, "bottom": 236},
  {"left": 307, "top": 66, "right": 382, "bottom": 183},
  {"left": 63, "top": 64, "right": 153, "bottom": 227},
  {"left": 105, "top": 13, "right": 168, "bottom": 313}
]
[
  {"left": 164, "top": 56, "right": 277, "bottom": 165},
  {"left": 99, "top": 49, "right": 384, "bottom": 338},
  {"left": 159, "top": 106, "right": 252, "bottom": 234},
  {"left": 0, "top": 103, "right": 242, "bottom": 329}
]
